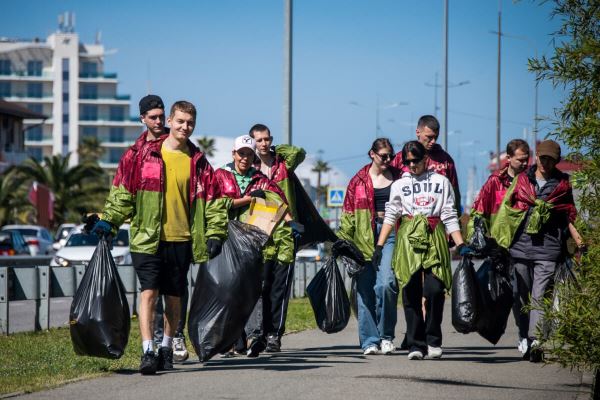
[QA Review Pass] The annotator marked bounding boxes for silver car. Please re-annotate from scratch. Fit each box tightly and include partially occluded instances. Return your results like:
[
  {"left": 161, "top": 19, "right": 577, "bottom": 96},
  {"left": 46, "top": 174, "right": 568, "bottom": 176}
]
[{"left": 1, "top": 224, "right": 54, "bottom": 255}]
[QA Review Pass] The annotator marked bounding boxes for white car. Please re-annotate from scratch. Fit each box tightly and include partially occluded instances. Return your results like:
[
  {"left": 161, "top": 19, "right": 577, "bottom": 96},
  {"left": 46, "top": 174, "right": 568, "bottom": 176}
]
[
  {"left": 296, "top": 243, "right": 326, "bottom": 262},
  {"left": 52, "top": 223, "right": 77, "bottom": 251},
  {"left": 1, "top": 224, "right": 54, "bottom": 255},
  {"left": 51, "top": 224, "right": 132, "bottom": 267}
]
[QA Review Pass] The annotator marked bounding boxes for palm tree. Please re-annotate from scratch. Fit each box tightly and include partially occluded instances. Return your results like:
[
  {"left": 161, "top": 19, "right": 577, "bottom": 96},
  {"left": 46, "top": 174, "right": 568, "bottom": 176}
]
[
  {"left": 78, "top": 136, "right": 106, "bottom": 164},
  {"left": 13, "top": 154, "right": 109, "bottom": 228},
  {"left": 0, "top": 168, "right": 33, "bottom": 226},
  {"left": 197, "top": 136, "right": 216, "bottom": 157},
  {"left": 311, "top": 159, "right": 331, "bottom": 208}
]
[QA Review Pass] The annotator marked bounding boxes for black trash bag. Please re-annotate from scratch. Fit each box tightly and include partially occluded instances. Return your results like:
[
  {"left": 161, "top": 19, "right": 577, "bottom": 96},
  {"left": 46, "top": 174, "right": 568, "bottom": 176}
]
[
  {"left": 333, "top": 239, "right": 366, "bottom": 278},
  {"left": 451, "top": 256, "right": 480, "bottom": 334},
  {"left": 542, "top": 257, "right": 578, "bottom": 337},
  {"left": 188, "top": 220, "right": 269, "bottom": 362},
  {"left": 468, "top": 216, "right": 489, "bottom": 256},
  {"left": 475, "top": 257, "right": 513, "bottom": 344},
  {"left": 306, "top": 256, "right": 351, "bottom": 333},
  {"left": 292, "top": 173, "right": 338, "bottom": 249},
  {"left": 349, "top": 278, "right": 359, "bottom": 318},
  {"left": 69, "top": 237, "right": 130, "bottom": 359}
]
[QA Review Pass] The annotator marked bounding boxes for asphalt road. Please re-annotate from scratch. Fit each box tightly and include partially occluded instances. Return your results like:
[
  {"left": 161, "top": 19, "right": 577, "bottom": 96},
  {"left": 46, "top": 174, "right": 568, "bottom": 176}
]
[{"left": 13, "top": 300, "right": 591, "bottom": 400}]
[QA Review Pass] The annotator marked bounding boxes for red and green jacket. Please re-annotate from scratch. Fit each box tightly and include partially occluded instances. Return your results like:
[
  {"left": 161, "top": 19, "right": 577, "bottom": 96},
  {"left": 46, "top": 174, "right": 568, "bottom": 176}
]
[
  {"left": 467, "top": 164, "right": 512, "bottom": 239},
  {"left": 337, "top": 164, "right": 402, "bottom": 261},
  {"left": 490, "top": 167, "right": 577, "bottom": 250},
  {"left": 215, "top": 166, "right": 295, "bottom": 264},
  {"left": 101, "top": 132, "right": 228, "bottom": 263},
  {"left": 254, "top": 144, "right": 306, "bottom": 221}
]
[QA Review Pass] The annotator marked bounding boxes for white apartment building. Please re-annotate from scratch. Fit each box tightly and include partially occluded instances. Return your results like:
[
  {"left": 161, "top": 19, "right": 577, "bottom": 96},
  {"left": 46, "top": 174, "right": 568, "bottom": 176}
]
[{"left": 0, "top": 13, "right": 141, "bottom": 169}]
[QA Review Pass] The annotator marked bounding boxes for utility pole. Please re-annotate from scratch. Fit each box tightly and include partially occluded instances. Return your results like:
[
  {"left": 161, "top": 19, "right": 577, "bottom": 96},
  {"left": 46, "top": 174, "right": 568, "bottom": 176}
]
[
  {"left": 283, "top": 0, "right": 293, "bottom": 145},
  {"left": 496, "top": 0, "right": 502, "bottom": 170},
  {"left": 442, "top": 0, "right": 449, "bottom": 150}
]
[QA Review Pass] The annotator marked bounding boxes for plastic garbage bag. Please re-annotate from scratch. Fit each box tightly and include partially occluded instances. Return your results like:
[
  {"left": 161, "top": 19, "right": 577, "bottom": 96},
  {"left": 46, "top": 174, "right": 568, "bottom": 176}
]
[
  {"left": 333, "top": 239, "right": 366, "bottom": 278},
  {"left": 188, "top": 220, "right": 269, "bottom": 362},
  {"left": 69, "top": 237, "right": 130, "bottom": 359},
  {"left": 475, "top": 257, "right": 513, "bottom": 344},
  {"left": 468, "top": 216, "right": 489, "bottom": 256},
  {"left": 306, "top": 256, "right": 351, "bottom": 333},
  {"left": 542, "top": 257, "right": 578, "bottom": 337},
  {"left": 451, "top": 256, "right": 480, "bottom": 333}
]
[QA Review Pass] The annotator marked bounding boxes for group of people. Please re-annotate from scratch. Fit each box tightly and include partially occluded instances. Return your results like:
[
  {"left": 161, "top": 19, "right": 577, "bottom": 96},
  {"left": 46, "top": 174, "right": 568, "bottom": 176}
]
[
  {"left": 338, "top": 115, "right": 584, "bottom": 363},
  {"left": 92, "top": 94, "right": 584, "bottom": 374},
  {"left": 93, "top": 95, "right": 306, "bottom": 374}
]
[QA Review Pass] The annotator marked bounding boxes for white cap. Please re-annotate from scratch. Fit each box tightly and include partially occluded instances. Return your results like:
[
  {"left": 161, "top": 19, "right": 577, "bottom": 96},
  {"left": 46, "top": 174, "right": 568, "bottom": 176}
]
[{"left": 233, "top": 135, "right": 256, "bottom": 151}]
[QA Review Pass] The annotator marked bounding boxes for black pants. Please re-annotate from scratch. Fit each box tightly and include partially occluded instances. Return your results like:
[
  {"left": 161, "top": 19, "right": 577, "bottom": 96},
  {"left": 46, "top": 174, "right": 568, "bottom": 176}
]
[
  {"left": 402, "top": 268, "right": 445, "bottom": 352},
  {"left": 246, "top": 260, "right": 294, "bottom": 340}
]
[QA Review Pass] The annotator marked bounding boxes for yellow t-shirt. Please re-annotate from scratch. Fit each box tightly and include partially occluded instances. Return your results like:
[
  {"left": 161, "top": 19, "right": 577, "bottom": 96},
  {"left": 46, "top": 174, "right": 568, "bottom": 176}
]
[{"left": 160, "top": 143, "right": 191, "bottom": 241}]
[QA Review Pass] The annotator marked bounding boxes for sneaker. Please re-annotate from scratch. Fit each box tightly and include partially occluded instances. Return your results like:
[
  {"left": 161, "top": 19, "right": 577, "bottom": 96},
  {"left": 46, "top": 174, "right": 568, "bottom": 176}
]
[
  {"left": 518, "top": 338, "right": 530, "bottom": 360},
  {"left": 220, "top": 351, "right": 235, "bottom": 358},
  {"left": 157, "top": 346, "right": 174, "bottom": 370},
  {"left": 265, "top": 335, "right": 281, "bottom": 353},
  {"left": 172, "top": 334, "right": 189, "bottom": 362},
  {"left": 407, "top": 349, "right": 424, "bottom": 360},
  {"left": 140, "top": 351, "right": 159, "bottom": 375},
  {"left": 380, "top": 340, "right": 395, "bottom": 355},
  {"left": 399, "top": 335, "right": 408, "bottom": 350},
  {"left": 427, "top": 345, "right": 443, "bottom": 359},
  {"left": 529, "top": 340, "right": 543, "bottom": 363},
  {"left": 363, "top": 345, "right": 380, "bottom": 355},
  {"left": 246, "top": 338, "right": 266, "bottom": 358}
]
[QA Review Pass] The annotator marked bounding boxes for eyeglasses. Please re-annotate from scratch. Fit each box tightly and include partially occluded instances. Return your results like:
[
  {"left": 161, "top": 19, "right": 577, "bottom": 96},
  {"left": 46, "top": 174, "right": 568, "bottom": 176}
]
[
  {"left": 375, "top": 152, "right": 394, "bottom": 161},
  {"left": 403, "top": 157, "right": 424, "bottom": 166}
]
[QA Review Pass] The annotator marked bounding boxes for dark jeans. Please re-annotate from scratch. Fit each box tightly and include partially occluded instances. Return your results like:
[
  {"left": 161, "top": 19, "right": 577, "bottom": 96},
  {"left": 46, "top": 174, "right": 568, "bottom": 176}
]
[{"left": 402, "top": 268, "right": 445, "bottom": 352}]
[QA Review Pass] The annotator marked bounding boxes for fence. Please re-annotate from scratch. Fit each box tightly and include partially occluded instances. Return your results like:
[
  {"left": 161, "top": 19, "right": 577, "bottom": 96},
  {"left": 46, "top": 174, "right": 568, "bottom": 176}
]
[{"left": 0, "top": 257, "right": 353, "bottom": 335}]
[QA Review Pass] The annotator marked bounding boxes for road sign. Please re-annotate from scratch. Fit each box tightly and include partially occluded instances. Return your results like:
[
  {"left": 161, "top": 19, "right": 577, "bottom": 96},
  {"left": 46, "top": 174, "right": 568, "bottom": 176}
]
[{"left": 327, "top": 187, "right": 346, "bottom": 208}]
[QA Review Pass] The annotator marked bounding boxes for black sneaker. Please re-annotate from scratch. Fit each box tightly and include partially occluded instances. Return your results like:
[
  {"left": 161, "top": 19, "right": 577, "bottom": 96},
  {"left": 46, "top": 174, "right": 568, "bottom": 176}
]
[
  {"left": 157, "top": 346, "right": 174, "bottom": 370},
  {"left": 246, "top": 338, "right": 266, "bottom": 358},
  {"left": 140, "top": 351, "right": 159, "bottom": 375},
  {"left": 529, "top": 340, "right": 544, "bottom": 363},
  {"left": 265, "top": 335, "right": 281, "bottom": 353}
]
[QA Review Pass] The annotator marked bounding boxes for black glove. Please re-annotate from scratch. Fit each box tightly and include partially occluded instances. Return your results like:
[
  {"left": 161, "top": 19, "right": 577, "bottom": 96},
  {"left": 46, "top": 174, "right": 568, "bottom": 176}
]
[
  {"left": 288, "top": 221, "right": 304, "bottom": 240},
  {"left": 457, "top": 243, "right": 474, "bottom": 257},
  {"left": 371, "top": 245, "right": 383, "bottom": 271},
  {"left": 207, "top": 238, "right": 222, "bottom": 259},
  {"left": 249, "top": 189, "right": 266, "bottom": 199},
  {"left": 82, "top": 213, "right": 100, "bottom": 234}
]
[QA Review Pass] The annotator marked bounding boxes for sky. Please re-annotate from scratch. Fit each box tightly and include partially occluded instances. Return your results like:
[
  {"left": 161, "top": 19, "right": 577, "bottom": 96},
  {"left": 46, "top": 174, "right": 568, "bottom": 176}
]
[{"left": 1, "top": 0, "right": 567, "bottom": 205}]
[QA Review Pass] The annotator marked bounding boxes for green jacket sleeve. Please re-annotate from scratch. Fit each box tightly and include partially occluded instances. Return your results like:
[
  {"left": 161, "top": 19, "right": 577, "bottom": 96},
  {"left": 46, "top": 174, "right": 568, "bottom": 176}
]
[
  {"left": 101, "top": 153, "right": 137, "bottom": 232},
  {"left": 337, "top": 211, "right": 356, "bottom": 243},
  {"left": 275, "top": 144, "right": 306, "bottom": 172},
  {"left": 205, "top": 197, "right": 230, "bottom": 240}
]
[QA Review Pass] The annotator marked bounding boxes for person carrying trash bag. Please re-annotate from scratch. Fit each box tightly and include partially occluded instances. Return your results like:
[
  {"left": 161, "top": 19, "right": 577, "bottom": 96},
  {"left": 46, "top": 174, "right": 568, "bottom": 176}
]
[
  {"left": 333, "top": 138, "right": 402, "bottom": 355},
  {"left": 374, "top": 140, "right": 473, "bottom": 360},
  {"left": 490, "top": 139, "right": 585, "bottom": 362},
  {"left": 214, "top": 134, "right": 294, "bottom": 358},
  {"left": 92, "top": 101, "right": 229, "bottom": 375}
]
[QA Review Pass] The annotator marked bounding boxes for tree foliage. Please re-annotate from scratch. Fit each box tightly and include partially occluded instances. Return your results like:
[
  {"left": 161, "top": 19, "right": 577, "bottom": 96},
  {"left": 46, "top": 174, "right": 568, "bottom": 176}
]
[
  {"left": 78, "top": 136, "right": 106, "bottom": 164},
  {"left": 197, "top": 136, "right": 216, "bottom": 157},
  {"left": 529, "top": 0, "right": 600, "bottom": 379}
]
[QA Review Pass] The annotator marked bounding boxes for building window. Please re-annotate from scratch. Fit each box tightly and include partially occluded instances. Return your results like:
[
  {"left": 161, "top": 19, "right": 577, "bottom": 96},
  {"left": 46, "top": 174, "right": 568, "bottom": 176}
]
[
  {"left": 27, "top": 103, "right": 43, "bottom": 114},
  {"left": 26, "top": 126, "right": 43, "bottom": 141},
  {"left": 0, "top": 82, "right": 11, "bottom": 97},
  {"left": 27, "top": 60, "right": 43, "bottom": 76},
  {"left": 108, "top": 148, "right": 124, "bottom": 163},
  {"left": 82, "top": 127, "right": 97, "bottom": 138},
  {"left": 27, "top": 147, "right": 43, "bottom": 161},
  {"left": 62, "top": 58, "right": 69, "bottom": 81},
  {"left": 0, "top": 59, "right": 11, "bottom": 75},
  {"left": 27, "top": 82, "right": 43, "bottom": 98},
  {"left": 81, "top": 105, "right": 98, "bottom": 121},
  {"left": 109, "top": 127, "right": 124, "bottom": 142},
  {"left": 81, "top": 62, "right": 97, "bottom": 77},
  {"left": 80, "top": 83, "right": 97, "bottom": 99},
  {"left": 109, "top": 106, "right": 124, "bottom": 121}
]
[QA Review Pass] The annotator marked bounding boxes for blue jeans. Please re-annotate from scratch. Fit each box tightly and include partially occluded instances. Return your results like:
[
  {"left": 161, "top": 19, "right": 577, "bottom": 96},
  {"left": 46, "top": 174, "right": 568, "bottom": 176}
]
[{"left": 356, "top": 223, "right": 399, "bottom": 349}]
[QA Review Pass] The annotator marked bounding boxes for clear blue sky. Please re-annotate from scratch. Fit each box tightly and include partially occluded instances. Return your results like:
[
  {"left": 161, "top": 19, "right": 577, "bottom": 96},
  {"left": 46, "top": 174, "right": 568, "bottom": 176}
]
[{"left": 2, "top": 0, "right": 565, "bottom": 199}]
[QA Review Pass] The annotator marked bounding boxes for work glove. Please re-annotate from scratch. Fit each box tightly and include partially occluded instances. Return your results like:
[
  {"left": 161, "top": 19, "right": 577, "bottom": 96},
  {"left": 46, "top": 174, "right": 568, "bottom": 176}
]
[
  {"left": 371, "top": 245, "right": 383, "bottom": 271},
  {"left": 93, "top": 220, "right": 113, "bottom": 239},
  {"left": 249, "top": 189, "right": 266, "bottom": 199},
  {"left": 457, "top": 243, "right": 474, "bottom": 257},
  {"left": 207, "top": 238, "right": 223, "bottom": 259},
  {"left": 288, "top": 221, "right": 304, "bottom": 240}
]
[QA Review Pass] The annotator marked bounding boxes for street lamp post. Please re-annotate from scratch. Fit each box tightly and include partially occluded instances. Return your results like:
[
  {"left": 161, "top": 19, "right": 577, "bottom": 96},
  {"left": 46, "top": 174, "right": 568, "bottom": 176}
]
[
  {"left": 425, "top": 75, "right": 470, "bottom": 120},
  {"left": 349, "top": 97, "right": 408, "bottom": 138},
  {"left": 283, "top": 0, "right": 293, "bottom": 145}
]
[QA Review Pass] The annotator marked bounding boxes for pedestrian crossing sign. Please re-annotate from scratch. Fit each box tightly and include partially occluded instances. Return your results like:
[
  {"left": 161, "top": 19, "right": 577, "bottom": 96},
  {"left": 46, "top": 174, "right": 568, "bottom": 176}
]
[{"left": 327, "top": 187, "right": 346, "bottom": 207}]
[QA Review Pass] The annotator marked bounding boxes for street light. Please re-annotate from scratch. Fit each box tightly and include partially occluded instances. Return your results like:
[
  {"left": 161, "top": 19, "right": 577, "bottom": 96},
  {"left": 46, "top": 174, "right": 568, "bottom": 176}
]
[
  {"left": 425, "top": 73, "right": 470, "bottom": 118},
  {"left": 349, "top": 96, "right": 409, "bottom": 138}
]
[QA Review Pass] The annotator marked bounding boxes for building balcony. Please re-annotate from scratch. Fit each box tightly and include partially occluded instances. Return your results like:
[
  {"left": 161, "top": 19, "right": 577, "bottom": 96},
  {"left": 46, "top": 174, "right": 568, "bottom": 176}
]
[
  {"left": 0, "top": 72, "right": 54, "bottom": 82},
  {"left": 24, "top": 139, "right": 53, "bottom": 146},
  {"left": 79, "top": 117, "right": 140, "bottom": 127},
  {"left": 2, "top": 94, "right": 53, "bottom": 103},
  {"left": 78, "top": 94, "right": 131, "bottom": 104},
  {"left": 100, "top": 141, "right": 134, "bottom": 148},
  {"left": 23, "top": 118, "right": 53, "bottom": 125},
  {"left": 78, "top": 72, "right": 118, "bottom": 82}
]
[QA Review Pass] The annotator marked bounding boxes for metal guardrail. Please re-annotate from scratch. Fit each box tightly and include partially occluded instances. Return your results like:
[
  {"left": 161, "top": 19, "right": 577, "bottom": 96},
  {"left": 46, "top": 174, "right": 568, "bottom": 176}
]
[{"left": 0, "top": 259, "right": 352, "bottom": 335}]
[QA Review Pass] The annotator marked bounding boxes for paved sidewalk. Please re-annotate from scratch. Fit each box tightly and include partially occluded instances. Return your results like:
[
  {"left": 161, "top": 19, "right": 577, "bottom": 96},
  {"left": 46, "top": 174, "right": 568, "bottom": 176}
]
[{"left": 16, "top": 302, "right": 591, "bottom": 400}]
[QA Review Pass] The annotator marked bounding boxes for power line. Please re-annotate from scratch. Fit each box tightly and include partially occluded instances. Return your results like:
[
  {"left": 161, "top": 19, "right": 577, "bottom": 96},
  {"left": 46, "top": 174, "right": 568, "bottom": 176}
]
[{"left": 449, "top": 109, "right": 529, "bottom": 126}]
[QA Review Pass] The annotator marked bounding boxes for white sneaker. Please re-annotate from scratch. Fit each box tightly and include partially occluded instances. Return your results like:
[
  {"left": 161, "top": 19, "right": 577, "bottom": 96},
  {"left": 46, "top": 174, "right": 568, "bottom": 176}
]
[
  {"left": 172, "top": 335, "right": 189, "bottom": 362},
  {"left": 407, "top": 350, "right": 424, "bottom": 360},
  {"left": 427, "top": 345, "right": 443, "bottom": 359},
  {"left": 517, "top": 338, "right": 528, "bottom": 355},
  {"left": 380, "top": 340, "right": 395, "bottom": 355},
  {"left": 363, "top": 345, "right": 380, "bottom": 355}
]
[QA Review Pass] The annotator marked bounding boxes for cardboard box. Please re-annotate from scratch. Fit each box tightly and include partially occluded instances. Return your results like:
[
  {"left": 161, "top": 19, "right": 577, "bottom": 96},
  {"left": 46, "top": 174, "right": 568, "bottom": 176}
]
[{"left": 246, "top": 197, "right": 288, "bottom": 237}]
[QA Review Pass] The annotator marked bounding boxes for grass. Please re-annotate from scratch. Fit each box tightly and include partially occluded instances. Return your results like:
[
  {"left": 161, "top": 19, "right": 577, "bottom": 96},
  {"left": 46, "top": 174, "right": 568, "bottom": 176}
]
[{"left": 0, "top": 298, "right": 316, "bottom": 396}]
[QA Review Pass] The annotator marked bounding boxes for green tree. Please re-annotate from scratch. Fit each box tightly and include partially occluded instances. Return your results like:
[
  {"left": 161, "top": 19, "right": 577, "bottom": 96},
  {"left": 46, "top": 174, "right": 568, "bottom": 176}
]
[
  {"left": 311, "top": 159, "right": 330, "bottom": 207},
  {"left": 197, "top": 136, "right": 216, "bottom": 157},
  {"left": 529, "top": 1, "right": 600, "bottom": 395},
  {"left": 78, "top": 136, "right": 106, "bottom": 164},
  {"left": 0, "top": 168, "right": 33, "bottom": 226},
  {"left": 13, "top": 154, "right": 109, "bottom": 228}
]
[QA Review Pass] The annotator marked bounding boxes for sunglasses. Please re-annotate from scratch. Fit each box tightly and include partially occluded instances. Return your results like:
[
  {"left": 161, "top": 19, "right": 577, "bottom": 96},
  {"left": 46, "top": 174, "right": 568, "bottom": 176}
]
[
  {"left": 403, "top": 157, "right": 424, "bottom": 166},
  {"left": 375, "top": 152, "right": 394, "bottom": 161}
]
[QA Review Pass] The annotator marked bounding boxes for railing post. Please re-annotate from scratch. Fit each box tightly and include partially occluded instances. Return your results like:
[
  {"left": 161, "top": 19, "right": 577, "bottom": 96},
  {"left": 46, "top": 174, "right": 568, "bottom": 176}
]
[
  {"left": 35, "top": 266, "right": 50, "bottom": 331},
  {"left": 0, "top": 267, "right": 8, "bottom": 335}
]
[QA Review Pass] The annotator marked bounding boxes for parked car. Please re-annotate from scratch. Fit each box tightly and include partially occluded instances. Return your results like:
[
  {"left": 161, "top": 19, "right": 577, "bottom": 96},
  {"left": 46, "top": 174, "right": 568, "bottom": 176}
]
[
  {"left": 0, "top": 230, "right": 31, "bottom": 256},
  {"left": 51, "top": 224, "right": 131, "bottom": 267},
  {"left": 52, "top": 223, "right": 77, "bottom": 251},
  {"left": 296, "top": 243, "right": 326, "bottom": 262},
  {"left": 1, "top": 225, "right": 54, "bottom": 256}
]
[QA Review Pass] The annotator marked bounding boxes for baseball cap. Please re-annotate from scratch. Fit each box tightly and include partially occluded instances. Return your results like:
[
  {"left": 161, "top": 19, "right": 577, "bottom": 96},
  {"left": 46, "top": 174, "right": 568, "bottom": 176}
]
[
  {"left": 139, "top": 95, "right": 164, "bottom": 115},
  {"left": 537, "top": 140, "right": 561, "bottom": 161},
  {"left": 234, "top": 135, "right": 256, "bottom": 152}
]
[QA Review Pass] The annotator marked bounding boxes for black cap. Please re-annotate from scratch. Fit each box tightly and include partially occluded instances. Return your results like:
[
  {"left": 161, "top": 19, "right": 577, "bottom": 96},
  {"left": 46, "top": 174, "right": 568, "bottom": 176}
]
[{"left": 139, "top": 95, "right": 164, "bottom": 115}]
